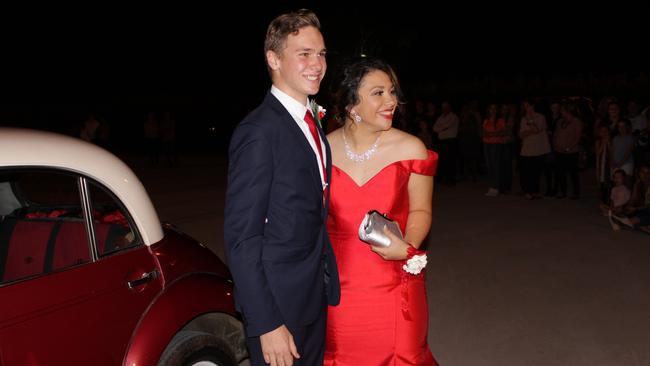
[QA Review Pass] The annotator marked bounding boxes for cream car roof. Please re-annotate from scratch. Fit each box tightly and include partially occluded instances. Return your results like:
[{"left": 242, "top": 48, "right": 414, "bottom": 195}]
[{"left": 0, "top": 127, "right": 163, "bottom": 245}]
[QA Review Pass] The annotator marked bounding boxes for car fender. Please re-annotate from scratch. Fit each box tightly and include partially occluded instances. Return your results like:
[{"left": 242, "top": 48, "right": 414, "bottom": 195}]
[{"left": 122, "top": 272, "right": 237, "bottom": 366}]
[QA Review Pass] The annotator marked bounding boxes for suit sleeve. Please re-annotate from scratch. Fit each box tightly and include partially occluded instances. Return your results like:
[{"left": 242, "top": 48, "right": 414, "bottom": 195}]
[{"left": 224, "top": 122, "right": 283, "bottom": 337}]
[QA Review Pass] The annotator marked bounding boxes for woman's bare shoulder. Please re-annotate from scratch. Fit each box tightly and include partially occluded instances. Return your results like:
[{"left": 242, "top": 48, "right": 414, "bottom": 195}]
[{"left": 386, "top": 129, "right": 428, "bottom": 160}]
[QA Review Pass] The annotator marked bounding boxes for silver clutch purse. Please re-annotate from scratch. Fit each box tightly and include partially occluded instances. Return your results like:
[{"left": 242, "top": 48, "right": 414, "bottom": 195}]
[{"left": 358, "top": 210, "right": 403, "bottom": 247}]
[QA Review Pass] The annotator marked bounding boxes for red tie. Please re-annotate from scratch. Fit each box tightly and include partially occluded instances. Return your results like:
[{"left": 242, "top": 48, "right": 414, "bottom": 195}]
[{"left": 304, "top": 110, "right": 327, "bottom": 190}]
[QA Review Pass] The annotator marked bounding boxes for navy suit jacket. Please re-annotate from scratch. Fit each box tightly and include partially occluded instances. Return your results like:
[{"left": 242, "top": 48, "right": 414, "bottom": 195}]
[{"left": 224, "top": 92, "right": 340, "bottom": 337}]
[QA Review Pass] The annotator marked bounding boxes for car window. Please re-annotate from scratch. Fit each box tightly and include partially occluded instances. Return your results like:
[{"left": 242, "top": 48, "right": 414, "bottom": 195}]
[
  {"left": 0, "top": 181, "right": 23, "bottom": 216},
  {"left": 0, "top": 170, "right": 87, "bottom": 284},
  {"left": 0, "top": 169, "right": 139, "bottom": 286},
  {"left": 87, "top": 180, "right": 139, "bottom": 256},
  {"left": 17, "top": 171, "right": 81, "bottom": 206}
]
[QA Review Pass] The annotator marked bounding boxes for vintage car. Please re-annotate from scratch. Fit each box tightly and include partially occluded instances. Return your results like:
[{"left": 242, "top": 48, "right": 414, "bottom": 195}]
[{"left": 0, "top": 127, "right": 247, "bottom": 365}]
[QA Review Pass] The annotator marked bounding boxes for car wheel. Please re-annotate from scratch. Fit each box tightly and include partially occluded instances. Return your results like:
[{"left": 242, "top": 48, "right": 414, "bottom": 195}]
[{"left": 158, "top": 330, "right": 237, "bottom": 366}]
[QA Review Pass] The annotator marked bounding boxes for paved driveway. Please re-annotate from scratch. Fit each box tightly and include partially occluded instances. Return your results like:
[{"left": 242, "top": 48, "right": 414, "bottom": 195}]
[{"left": 130, "top": 153, "right": 649, "bottom": 366}]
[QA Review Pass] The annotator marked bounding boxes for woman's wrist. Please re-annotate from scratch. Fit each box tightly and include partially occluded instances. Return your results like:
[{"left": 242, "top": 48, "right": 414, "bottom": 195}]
[
  {"left": 403, "top": 244, "right": 427, "bottom": 275},
  {"left": 405, "top": 244, "right": 419, "bottom": 258}
]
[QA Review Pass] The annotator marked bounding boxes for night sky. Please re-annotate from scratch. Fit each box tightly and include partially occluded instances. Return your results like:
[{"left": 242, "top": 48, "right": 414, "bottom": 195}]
[{"left": 2, "top": 2, "right": 646, "bottom": 150}]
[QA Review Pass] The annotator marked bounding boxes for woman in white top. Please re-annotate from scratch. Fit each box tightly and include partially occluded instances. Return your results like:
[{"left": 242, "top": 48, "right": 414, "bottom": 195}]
[{"left": 519, "top": 99, "right": 551, "bottom": 199}]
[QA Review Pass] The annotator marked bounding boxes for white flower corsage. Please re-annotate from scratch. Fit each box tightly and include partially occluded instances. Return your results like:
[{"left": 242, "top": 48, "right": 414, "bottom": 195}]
[{"left": 403, "top": 253, "right": 427, "bottom": 275}]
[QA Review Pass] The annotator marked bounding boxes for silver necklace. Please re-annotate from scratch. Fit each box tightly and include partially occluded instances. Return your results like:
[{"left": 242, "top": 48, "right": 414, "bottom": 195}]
[{"left": 342, "top": 129, "right": 381, "bottom": 163}]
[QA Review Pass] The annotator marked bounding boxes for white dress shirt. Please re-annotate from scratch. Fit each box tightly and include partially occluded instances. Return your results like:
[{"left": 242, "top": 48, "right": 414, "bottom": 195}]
[{"left": 271, "top": 86, "right": 327, "bottom": 189}]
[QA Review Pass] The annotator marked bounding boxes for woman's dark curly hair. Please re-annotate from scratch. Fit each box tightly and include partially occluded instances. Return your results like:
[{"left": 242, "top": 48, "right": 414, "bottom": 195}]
[{"left": 333, "top": 57, "right": 404, "bottom": 125}]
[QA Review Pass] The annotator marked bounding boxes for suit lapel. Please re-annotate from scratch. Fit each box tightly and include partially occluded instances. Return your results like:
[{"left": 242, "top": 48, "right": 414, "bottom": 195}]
[
  {"left": 265, "top": 93, "right": 322, "bottom": 191},
  {"left": 318, "top": 122, "right": 331, "bottom": 219}
]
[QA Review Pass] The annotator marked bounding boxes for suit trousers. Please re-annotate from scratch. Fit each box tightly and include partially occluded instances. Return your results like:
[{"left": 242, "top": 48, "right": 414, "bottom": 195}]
[{"left": 246, "top": 302, "right": 327, "bottom": 366}]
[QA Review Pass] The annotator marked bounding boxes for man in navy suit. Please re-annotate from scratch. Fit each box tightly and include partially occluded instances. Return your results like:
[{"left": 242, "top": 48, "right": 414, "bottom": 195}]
[{"left": 224, "top": 9, "right": 340, "bottom": 366}]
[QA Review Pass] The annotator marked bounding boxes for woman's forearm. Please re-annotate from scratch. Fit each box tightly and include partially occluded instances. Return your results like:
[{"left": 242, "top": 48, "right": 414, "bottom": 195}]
[{"left": 404, "top": 210, "right": 432, "bottom": 249}]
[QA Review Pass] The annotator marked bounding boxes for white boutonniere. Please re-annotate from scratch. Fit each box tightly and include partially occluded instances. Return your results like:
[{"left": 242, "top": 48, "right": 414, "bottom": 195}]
[{"left": 310, "top": 99, "right": 326, "bottom": 127}]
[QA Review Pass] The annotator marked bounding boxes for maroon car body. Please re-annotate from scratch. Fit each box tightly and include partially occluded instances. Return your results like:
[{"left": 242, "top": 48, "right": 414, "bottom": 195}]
[{"left": 0, "top": 128, "right": 246, "bottom": 366}]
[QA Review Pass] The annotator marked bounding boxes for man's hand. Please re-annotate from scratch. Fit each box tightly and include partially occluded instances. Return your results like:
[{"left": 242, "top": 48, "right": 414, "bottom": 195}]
[{"left": 260, "top": 325, "right": 300, "bottom": 366}]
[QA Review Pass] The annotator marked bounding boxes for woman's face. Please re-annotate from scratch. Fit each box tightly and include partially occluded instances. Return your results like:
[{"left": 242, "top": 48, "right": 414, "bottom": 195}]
[
  {"left": 639, "top": 167, "right": 650, "bottom": 183},
  {"left": 598, "top": 126, "right": 610, "bottom": 139},
  {"left": 608, "top": 104, "right": 620, "bottom": 119},
  {"left": 550, "top": 103, "right": 561, "bottom": 115},
  {"left": 522, "top": 102, "right": 534, "bottom": 114},
  {"left": 487, "top": 104, "right": 498, "bottom": 118},
  {"left": 613, "top": 172, "right": 625, "bottom": 185},
  {"left": 351, "top": 70, "right": 397, "bottom": 130},
  {"left": 560, "top": 107, "right": 571, "bottom": 120}
]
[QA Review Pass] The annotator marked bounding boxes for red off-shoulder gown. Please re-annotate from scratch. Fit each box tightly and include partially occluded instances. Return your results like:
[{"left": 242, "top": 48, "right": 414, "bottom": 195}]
[{"left": 324, "top": 150, "right": 439, "bottom": 366}]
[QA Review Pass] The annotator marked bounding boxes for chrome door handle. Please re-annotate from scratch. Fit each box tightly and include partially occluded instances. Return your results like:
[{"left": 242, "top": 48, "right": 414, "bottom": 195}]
[{"left": 127, "top": 269, "right": 158, "bottom": 289}]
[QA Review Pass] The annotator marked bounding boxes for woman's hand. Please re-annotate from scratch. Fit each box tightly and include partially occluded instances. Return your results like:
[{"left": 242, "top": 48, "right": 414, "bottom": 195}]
[{"left": 370, "top": 226, "right": 410, "bottom": 260}]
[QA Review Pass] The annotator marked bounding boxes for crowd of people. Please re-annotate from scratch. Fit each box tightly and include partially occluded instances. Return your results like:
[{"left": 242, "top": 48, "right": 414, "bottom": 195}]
[{"left": 348, "top": 95, "right": 650, "bottom": 235}]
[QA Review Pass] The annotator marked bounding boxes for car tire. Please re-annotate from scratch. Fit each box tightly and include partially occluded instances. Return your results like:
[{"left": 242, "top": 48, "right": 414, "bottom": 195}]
[{"left": 158, "top": 330, "right": 237, "bottom": 366}]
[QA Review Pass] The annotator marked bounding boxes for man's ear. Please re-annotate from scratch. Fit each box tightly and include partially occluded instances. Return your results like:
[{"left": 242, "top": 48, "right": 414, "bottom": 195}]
[{"left": 266, "top": 50, "right": 280, "bottom": 70}]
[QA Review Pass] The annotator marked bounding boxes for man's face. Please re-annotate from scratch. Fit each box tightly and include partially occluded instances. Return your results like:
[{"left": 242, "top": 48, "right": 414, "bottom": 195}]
[{"left": 267, "top": 26, "right": 326, "bottom": 104}]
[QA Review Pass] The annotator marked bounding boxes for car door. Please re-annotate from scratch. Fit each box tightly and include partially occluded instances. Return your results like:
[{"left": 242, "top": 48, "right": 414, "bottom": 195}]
[{"left": 0, "top": 169, "right": 162, "bottom": 365}]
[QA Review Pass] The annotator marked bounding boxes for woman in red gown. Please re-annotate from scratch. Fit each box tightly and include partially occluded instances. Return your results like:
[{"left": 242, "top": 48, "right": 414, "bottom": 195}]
[{"left": 324, "top": 58, "right": 439, "bottom": 365}]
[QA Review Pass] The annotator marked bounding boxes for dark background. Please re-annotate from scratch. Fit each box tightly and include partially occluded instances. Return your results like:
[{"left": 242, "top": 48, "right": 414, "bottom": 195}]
[{"left": 1, "top": 2, "right": 647, "bottom": 152}]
